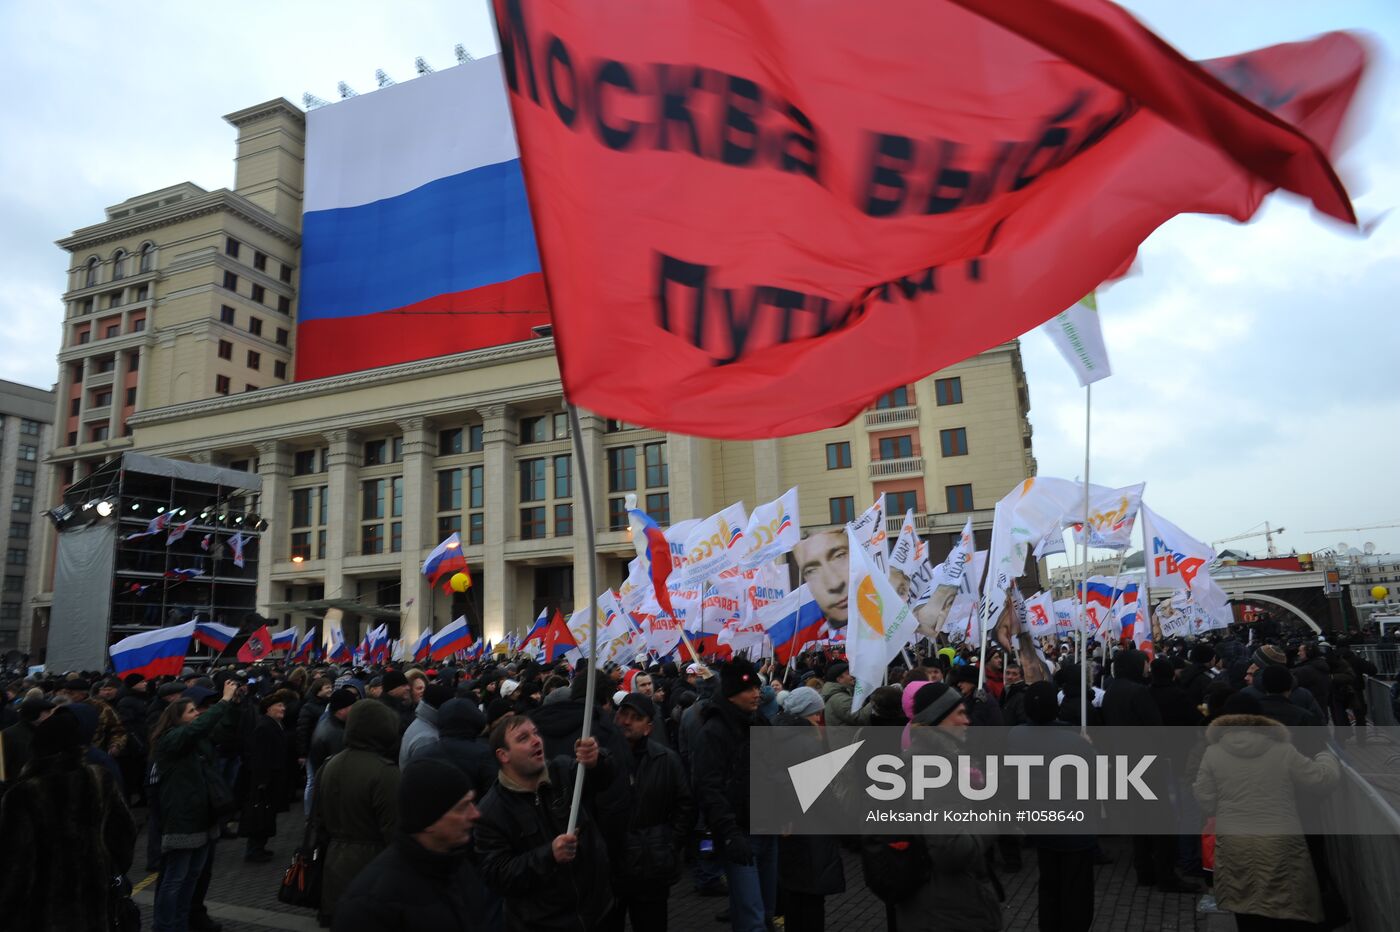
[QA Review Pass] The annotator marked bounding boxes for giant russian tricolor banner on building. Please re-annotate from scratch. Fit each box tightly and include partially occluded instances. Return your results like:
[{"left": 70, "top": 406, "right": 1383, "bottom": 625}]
[{"left": 296, "top": 56, "right": 550, "bottom": 380}]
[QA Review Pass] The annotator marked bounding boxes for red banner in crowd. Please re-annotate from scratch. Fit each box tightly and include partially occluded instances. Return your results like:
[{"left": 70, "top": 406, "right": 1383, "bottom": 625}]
[{"left": 492, "top": 0, "right": 1366, "bottom": 438}]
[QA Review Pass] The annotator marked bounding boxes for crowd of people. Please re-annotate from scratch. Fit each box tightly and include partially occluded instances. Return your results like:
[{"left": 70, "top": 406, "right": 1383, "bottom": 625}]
[{"left": 0, "top": 623, "right": 1391, "bottom": 932}]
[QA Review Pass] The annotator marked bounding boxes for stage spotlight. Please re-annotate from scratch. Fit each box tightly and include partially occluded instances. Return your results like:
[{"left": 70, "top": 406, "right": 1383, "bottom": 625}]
[{"left": 95, "top": 501, "right": 114, "bottom": 517}]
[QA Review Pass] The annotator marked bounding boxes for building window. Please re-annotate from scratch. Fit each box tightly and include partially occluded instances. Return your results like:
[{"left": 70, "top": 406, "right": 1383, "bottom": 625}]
[
  {"left": 94, "top": 390, "right": 112, "bottom": 407},
  {"left": 521, "top": 506, "right": 546, "bottom": 540},
  {"left": 520, "top": 416, "right": 547, "bottom": 444},
  {"left": 105, "top": 323, "right": 121, "bottom": 339},
  {"left": 85, "top": 257, "right": 99, "bottom": 287},
  {"left": 874, "top": 386, "right": 911, "bottom": 409},
  {"left": 3, "top": 575, "right": 23, "bottom": 592},
  {"left": 826, "top": 442, "right": 851, "bottom": 469},
  {"left": 253, "top": 251, "right": 267, "bottom": 271},
  {"left": 939, "top": 427, "right": 968, "bottom": 457},
  {"left": 17, "top": 444, "right": 37, "bottom": 461},
  {"left": 131, "top": 317, "right": 146, "bottom": 332},
  {"left": 829, "top": 496, "right": 855, "bottom": 524},
  {"left": 69, "top": 397, "right": 80, "bottom": 416},
  {"left": 15, "top": 470, "right": 34, "bottom": 487},
  {"left": 554, "top": 503, "right": 574, "bottom": 537},
  {"left": 291, "top": 488, "right": 317, "bottom": 527},
  {"left": 607, "top": 447, "right": 636, "bottom": 492},
  {"left": 520, "top": 458, "right": 546, "bottom": 502},
  {"left": 439, "top": 428, "right": 462, "bottom": 455},
  {"left": 438, "top": 469, "right": 462, "bottom": 511},
  {"left": 278, "top": 296, "right": 291, "bottom": 314},
  {"left": 107, "top": 291, "right": 123, "bottom": 309},
  {"left": 644, "top": 442, "right": 668, "bottom": 487},
  {"left": 468, "top": 512, "right": 484, "bottom": 545},
  {"left": 80, "top": 298, "right": 94, "bottom": 315},
  {"left": 935, "top": 377, "right": 963, "bottom": 405},
  {"left": 390, "top": 521, "right": 403, "bottom": 553},
  {"left": 67, "top": 431, "right": 77, "bottom": 446},
  {"left": 245, "top": 384, "right": 258, "bottom": 392},
  {"left": 251, "top": 284, "right": 265, "bottom": 304},
  {"left": 20, "top": 419, "right": 40, "bottom": 436},
  {"left": 363, "top": 439, "right": 387, "bottom": 466},
  {"left": 95, "top": 356, "right": 115, "bottom": 373},
  {"left": 215, "top": 375, "right": 230, "bottom": 395},
  {"left": 362, "top": 479, "right": 386, "bottom": 520},
  {"left": 111, "top": 249, "right": 127, "bottom": 280},
  {"left": 91, "top": 424, "right": 110, "bottom": 441},
  {"left": 467, "top": 425, "right": 484, "bottom": 451},
  {"left": 437, "top": 514, "right": 462, "bottom": 538},
  {"left": 467, "top": 465, "right": 484, "bottom": 510},
  {"left": 361, "top": 523, "right": 384, "bottom": 555},
  {"left": 878, "top": 435, "right": 913, "bottom": 460},
  {"left": 126, "top": 387, "right": 136, "bottom": 405},
  {"left": 294, "top": 449, "right": 324, "bottom": 475},
  {"left": 223, "top": 271, "right": 238, "bottom": 291},
  {"left": 248, "top": 317, "right": 262, "bottom": 337},
  {"left": 274, "top": 361, "right": 287, "bottom": 379},
  {"left": 290, "top": 532, "right": 312, "bottom": 560},
  {"left": 645, "top": 492, "right": 671, "bottom": 526},
  {"left": 139, "top": 243, "right": 154, "bottom": 273},
  {"left": 5, "top": 550, "right": 25, "bottom": 567},
  {"left": 280, "top": 263, "right": 293, "bottom": 283},
  {"left": 225, "top": 237, "right": 240, "bottom": 258},
  {"left": 608, "top": 498, "right": 628, "bottom": 530},
  {"left": 391, "top": 437, "right": 403, "bottom": 462},
  {"left": 77, "top": 330, "right": 91, "bottom": 345},
  {"left": 553, "top": 455, "right": 572, "bottom": 498},
  {"left": 606, "top": 419, "right": 635, "bottom": 432},
  {"left": 390, "top": 476, "right": 403, "bottom": 518},
  {"left": 8, "top": 524, "right": 27, "bottom": 542},
  {"left": 128, "top": 353, "right": 139, "bottom": 372},
  {"left": 276, "top": 327, "right": 288, "bottom": 346},
  {"left": 946, "top": 483, "right": 974, "bottom": 512},
  {"left": 220, "top": 305, "right": 236, "bottom": 324},
  {"left": 888, "top": 490, "right": 919, "bottom": 515},
  {"left": 247, "top": 350, "right": 261, "bottom": 370},
  {"left": 552, "top": 412, "right": 570, "bottom": 439},
  {"left": 11, "top": 496, "right": 33, "bottom": 514}
]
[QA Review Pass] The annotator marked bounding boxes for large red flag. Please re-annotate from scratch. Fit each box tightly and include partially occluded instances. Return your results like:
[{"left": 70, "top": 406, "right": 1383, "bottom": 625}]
[{"left": 493, "top": 0, "right": 1366, "bottom": 438}]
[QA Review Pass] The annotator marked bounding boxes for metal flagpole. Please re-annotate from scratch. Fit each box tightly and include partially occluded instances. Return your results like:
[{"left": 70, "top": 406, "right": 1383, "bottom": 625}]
[
  {"left": 566, "top": 403, "right": 599, "bottom": 835},
  {"left": 1079, "top": 384, "right": 1092, "bottom": 731}
]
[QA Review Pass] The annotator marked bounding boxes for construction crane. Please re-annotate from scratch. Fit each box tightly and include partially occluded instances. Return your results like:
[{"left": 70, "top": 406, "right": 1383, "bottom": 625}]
[
  {"left": 1305, "top": 520, "right": 1400, "bottom": 533},
  {"left": 1212, "top": 522, "right": 1286, "bottom": 558}
]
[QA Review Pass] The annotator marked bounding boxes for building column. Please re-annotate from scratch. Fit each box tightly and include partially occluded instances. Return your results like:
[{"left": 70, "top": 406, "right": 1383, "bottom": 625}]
[
  {"left": 397, "top": 416, "right": 434, "bottom": 646},
  {"left": 752, "top": 439, "right": 782, "bottom": 503},
  {"left": 254, "top": 440, "right": 291, "bottom": 619},
  {"left": 481, "top": 405, "right": 515, "bottom": 642},
  {"left": 572, "top": 411, "right": 607, "bottom": 612},
  {"left": 665, "top": 433, "right": 709, "bottom": 520},
  {"left": 323, "top": 429, "right": 361, "bottom": 603}
]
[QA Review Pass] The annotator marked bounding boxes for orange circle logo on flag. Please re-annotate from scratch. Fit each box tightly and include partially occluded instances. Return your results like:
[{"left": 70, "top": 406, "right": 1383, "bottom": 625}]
[{"left": 857, "top": 576, "right": 883, "bottom": 636}]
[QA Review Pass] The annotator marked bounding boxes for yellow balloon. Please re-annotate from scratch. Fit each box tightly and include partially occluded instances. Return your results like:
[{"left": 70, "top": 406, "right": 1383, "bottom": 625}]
[
  {"left": 1372, "top": 585, "right": 1389, "bottom": 601},
  {"left": 450, "top": 572, "right": 471, "bottom": 593}
]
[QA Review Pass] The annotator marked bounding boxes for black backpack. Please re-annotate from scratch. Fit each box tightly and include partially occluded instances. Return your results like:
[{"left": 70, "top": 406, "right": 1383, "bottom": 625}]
[{"left": 860, "top": 834, "right": 932, "bottom": 904}]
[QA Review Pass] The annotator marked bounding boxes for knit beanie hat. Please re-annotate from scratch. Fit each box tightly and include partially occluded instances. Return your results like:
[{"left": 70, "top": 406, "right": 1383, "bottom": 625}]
[
  {"left": 781, "top": 686, "right": 823, "bottom": 719},
  {"left": 1251, "top": 645, "right": 1286, "bottom": 669},
  {"left": 1023, "top": 682, "right": 1059, "bottom": 725},
  {"left": 423, "top": 683, "right": 455, "bottom": 709},
  {"left": 621, "top": 669, "right": 640, "bottom": 692},
  {"left": 910, "top": 682, "right": 962, "bottom": 726},
  {"left": 328, "top": 688, "right": 358, "bottom": 713},
  {"left": 398, "top": 758, "right": 474, "bottom": 834},
  {"left": 381, "top": 670, "right": 409, "bottom": 693},
  {"left": 721, "top": 659, "right": 761, "bottom": 698}
]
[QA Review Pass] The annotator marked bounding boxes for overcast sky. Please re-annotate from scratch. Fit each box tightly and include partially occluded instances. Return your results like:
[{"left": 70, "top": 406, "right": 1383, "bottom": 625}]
[{"left": 1, "top": 1, "right": 1397, "bottom": 557}]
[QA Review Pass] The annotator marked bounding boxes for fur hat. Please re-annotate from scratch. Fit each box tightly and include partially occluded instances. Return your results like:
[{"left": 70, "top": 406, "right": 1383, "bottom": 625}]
[{"left": 721, "top": 659, "right": 761, "bottom": 698}]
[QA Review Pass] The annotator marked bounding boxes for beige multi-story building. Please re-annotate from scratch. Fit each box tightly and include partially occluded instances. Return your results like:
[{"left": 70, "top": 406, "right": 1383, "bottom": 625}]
[
  {"left": 1, "top": 379, "right": 55, "bottom": 655},
  {"left": 36, "top": 96, "right": 1037, "bottom": 655}
]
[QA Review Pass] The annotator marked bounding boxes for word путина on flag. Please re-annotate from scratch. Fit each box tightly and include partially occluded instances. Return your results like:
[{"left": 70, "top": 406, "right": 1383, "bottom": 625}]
[{"left": 494, "top": 0, "right": 1364, "bottom": 438}]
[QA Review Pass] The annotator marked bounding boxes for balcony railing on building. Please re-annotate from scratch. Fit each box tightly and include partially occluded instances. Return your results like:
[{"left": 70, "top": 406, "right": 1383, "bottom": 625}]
[
  {"left": 863, "top": 405, "right": 918, "bottom": 429},
  {"left": 868, "top": 456, "right": 924, "bottom": 480}
]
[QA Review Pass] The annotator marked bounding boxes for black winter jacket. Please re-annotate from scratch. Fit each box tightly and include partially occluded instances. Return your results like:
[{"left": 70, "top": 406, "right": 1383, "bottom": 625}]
[
  {"left": 691, "top": 695, "right": 767, "bottom": 844},
  {"left": 617, "top": 738, "right": 695, "bottom": 885},
  {"left": 331, "top": 835, "right": 489, "bottom": 932},
  {"left": 474, "top": 755, "right": 615, "bottom": 932},
  {"left": 416, "top": 698, "right": 497, "bottom": 799}
]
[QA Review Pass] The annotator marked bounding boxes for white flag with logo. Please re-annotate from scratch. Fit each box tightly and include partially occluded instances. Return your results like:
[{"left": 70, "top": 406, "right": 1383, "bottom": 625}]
[
  {"left": 1069, "top": 482, "right": 1146, "bottom": 550},
  {"left": 676, "top": 502, "right": 749, "bottom": 585},
  {"left": 1042, "top": 292, "right": 1112, "bottom": 387},
  {"left": 982, "top": 478, "right": 1085, "bottom": 634},
  {"left": 1052, "top": 598, "right": 1079, "bottom": 635},
  {"left": 1024, "top": 590, "right": 1056, "bottom": 638},
  {"left": 739, "top": 487, "right": 800, "bottom": 570},
  {"left": 847, "top": 525, "right": 917, "bottom": 713},
  {"left": 849, "top": 495, "right": 888, "bottom": 574},
  {"left": 1141, "top": 505, "right": 1216, "bottom": 590},
  {"left": 888, "top": 510, "right": 920, "bottom": 579}
]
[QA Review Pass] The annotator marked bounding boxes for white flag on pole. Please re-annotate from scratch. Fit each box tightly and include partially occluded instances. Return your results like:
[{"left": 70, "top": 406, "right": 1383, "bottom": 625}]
[
  {"left": 738, "top": 487, "right": 800, "bottom": 570},
  {"left": 1141, "top": 505, "right": 1216, "bottom": 590},
  {"left": 676, "top": 502, "right": 749, "bottom": 585},
  {"left": 847, "top": 525, "right": 917, "bottom": 713},
  {"left": 1042, "top": 292, "right": 1112, "bottom": 387}
]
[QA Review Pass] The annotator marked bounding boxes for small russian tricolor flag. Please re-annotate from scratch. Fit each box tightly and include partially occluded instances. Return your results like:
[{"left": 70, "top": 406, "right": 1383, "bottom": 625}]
[{"left": 111, "top": 621, "right": 197, "bottom": 680}]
